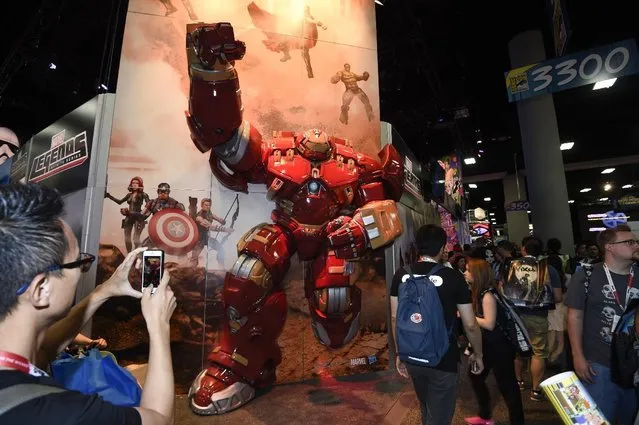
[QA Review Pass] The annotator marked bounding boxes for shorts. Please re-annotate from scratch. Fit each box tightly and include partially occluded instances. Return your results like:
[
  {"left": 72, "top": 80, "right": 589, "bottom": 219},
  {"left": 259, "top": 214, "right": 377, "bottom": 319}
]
[
  {"left": 548, "top": 302, "right": 566, "bottom": 332},
  {"left": 521, "top": 314, "right": 549, "bottom": 359}
]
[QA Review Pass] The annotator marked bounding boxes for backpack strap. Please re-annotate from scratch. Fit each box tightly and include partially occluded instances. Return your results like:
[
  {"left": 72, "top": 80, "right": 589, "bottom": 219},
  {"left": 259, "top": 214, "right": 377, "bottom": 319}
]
[
  {"left": 583, "top": 265, "right": 593, "bottom": 314},
  {"left": 0, "top": 384, "right": 66, "bottom": 417}
]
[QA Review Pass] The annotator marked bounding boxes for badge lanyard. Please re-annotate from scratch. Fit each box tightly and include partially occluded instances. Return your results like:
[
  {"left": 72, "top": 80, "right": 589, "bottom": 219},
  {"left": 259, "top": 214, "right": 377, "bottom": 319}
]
[
  {"left": 603, "top": 264, "right": 635, "bottom": 310},
  {"left": 0, "top": 351, "right": 48, "bottom": 377}
]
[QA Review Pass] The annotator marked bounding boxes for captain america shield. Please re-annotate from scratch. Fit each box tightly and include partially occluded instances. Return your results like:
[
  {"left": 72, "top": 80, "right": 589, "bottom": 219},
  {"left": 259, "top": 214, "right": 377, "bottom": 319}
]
[{"left": 148, "top": 209, "right": 198, "bottom": 255}]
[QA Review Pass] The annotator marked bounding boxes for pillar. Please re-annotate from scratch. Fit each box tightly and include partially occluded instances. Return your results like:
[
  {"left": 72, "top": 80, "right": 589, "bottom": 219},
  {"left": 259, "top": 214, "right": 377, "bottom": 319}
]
[
  {"left": 509, "top": 31, "right": 575, "bottom": 254},
  {"left": 503, "top": 174, "right": 530, "bottom": 246}
]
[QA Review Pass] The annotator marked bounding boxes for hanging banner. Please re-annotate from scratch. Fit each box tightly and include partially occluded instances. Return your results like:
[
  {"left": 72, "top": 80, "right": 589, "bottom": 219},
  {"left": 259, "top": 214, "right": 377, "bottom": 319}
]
[
  {"left": 505, "top": 39, "right": 639, "bottom": 102},
  {"left": 549, "top": 0, "right": 571, "bottom": 57}
]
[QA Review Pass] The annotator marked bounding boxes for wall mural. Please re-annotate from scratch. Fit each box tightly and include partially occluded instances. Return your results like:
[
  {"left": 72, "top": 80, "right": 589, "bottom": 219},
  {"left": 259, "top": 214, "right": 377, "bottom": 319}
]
[{"left": 93, "top": 0, "right": 403, "bottom": 416}]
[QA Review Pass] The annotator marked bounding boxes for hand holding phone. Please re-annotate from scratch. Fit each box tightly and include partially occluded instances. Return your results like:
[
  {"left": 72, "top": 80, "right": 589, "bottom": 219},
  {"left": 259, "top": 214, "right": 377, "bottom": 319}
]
[{"left": 142, "top": 250, "right": 164, "bottom": 294}]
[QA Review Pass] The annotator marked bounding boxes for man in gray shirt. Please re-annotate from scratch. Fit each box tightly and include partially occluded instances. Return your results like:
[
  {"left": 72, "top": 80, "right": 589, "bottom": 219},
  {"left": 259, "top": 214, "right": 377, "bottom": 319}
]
[{"left": 565, "top": 224, "right": 639, "bottom": 425}]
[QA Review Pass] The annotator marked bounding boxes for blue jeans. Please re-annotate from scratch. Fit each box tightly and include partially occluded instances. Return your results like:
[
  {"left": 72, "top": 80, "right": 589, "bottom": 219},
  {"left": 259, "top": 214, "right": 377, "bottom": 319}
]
[{"left": 582, "top": 362, "right": 637, "bottom": 425}]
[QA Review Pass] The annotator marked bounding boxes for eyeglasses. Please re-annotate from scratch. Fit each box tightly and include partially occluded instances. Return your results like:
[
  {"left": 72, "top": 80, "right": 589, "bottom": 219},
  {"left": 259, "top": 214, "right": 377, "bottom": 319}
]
[
  {"left": 16, "top": 253, "right": 96, "bottom": 295},
  {"left": 610, "top": 240, "right": 639, "bottom": 247}
]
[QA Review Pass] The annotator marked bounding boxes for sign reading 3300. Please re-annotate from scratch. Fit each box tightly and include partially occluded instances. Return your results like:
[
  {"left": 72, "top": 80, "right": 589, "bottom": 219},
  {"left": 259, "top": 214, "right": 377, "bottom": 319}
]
[{"left": 506, "top": 39, "right": 639, "bottom": 102}]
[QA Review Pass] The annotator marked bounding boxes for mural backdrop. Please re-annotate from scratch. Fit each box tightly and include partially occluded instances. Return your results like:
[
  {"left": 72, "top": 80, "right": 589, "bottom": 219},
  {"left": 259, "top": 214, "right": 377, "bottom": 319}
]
[{"left": 93, "top": 0, "right": 388, "bottom": 398}]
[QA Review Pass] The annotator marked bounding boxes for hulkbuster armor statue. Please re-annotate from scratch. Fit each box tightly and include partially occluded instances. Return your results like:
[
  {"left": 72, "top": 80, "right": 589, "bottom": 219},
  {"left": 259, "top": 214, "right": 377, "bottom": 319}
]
[{"left": 184, "top": 22, "right": 404, "bottom": 415}]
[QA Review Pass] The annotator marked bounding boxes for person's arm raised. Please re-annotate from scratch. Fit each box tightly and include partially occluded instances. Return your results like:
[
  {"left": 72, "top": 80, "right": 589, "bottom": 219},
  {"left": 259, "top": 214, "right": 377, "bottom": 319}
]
[{"left": 136, "top": 270, "right": 176, "bottom": 425}]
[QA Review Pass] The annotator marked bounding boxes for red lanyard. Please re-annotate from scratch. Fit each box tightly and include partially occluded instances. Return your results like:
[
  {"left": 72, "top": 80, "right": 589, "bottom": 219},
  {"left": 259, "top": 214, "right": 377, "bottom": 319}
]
[{"left": 0, "top": 351, "right": 31, "bottom": 374}]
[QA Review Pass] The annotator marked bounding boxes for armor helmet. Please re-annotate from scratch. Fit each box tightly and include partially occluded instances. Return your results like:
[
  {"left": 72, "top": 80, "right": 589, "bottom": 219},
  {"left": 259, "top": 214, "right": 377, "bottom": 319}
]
[
  {"left": 128, "top": 176, "right": 144, "bottom": 192},
  {"left": 297, "top": 129, "right": 333, "bottom": 161},
  {"left": 157, "top": 182, "right": 171, "bottom": 194}
]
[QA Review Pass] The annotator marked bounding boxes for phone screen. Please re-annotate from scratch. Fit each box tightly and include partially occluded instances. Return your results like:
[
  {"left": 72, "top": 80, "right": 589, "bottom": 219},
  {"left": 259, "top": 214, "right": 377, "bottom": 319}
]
[{"left": 143, "top": 255, "right": 163, "bottom": 290}]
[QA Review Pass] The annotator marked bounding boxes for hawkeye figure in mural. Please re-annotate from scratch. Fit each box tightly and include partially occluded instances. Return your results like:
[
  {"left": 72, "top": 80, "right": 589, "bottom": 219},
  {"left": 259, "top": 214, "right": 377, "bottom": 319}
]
[
  {"left": 248, "top": 3, "right": 327, "bottom": 78},
  {"left": 184, "top": 22, "right": 404, "bottom": 415},
  {"left": 104, "top": 176, "right": 150, "bottom": 253},
  {"left": 189, "top": 197, "right": 236, "bottom": 267},
  {"left": 330, "top": 63, "right": 375, "bottom": 125}
]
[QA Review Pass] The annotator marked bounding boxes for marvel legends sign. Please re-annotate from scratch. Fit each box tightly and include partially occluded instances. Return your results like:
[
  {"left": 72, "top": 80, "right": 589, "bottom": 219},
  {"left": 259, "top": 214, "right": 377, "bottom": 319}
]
[
  {"left": 29, "top": 130, "right": 89, "bottom": 182},
  {"left": 25, "top": 97, "right": 96, "bottom": 195}
]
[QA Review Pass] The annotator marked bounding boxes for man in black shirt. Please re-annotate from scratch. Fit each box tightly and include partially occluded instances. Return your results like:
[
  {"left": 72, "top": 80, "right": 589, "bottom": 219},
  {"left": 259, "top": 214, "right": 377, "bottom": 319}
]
[
  {"left": 0, "top": 183, "right": 176, "bottom": 425},
  {"left": 389, "top": 224, "right": 484, "bottom": 425}
]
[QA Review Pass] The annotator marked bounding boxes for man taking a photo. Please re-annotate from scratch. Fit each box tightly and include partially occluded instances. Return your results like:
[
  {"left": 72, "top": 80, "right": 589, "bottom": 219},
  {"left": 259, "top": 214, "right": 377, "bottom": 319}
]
[{"left": 0, "top": 183, "right": 176, "bottom": 425}]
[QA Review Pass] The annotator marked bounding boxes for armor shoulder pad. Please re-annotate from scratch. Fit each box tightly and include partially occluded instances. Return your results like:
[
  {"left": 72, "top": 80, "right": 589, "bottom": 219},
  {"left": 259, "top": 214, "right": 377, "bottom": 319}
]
[{"left": 378, "top": 144, "right": 404, "bottom": 202}]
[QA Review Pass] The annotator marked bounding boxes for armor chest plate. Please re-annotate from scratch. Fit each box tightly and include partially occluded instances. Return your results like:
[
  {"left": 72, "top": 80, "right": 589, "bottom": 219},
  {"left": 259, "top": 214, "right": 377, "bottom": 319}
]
[{"left": 266, "top": 154, "right": 359, "bottom": 225}]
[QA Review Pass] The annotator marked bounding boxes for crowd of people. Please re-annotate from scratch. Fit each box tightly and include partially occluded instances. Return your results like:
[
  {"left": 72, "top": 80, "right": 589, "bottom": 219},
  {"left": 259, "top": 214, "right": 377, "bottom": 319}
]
[
  {"left": 390, "top": 223, "right": 639, "bottom": 425},
  {"left": 2, "top": 182, "right": 639, "bottom": 425}
]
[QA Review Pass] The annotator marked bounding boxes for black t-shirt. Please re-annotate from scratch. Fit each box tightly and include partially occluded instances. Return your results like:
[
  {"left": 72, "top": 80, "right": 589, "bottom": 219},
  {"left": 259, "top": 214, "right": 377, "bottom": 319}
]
[
  {"left": 0, "top": 370, "right": 142, "bottom": 425},
  {"left": 391, "top": 261, "right": 472, "bottom": 373}
]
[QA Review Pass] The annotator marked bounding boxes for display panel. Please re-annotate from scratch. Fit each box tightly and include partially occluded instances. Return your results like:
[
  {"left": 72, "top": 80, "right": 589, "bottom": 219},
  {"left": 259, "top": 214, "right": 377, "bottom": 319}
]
[{"left": 93, "top": 0, "right": 391, "bottom": 405}]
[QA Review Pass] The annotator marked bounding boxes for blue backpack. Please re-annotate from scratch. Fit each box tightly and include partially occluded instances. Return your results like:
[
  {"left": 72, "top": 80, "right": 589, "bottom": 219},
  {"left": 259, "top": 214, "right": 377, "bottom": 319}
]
[{"left": 397, "top": 264, "right": 452, "bottom": 367}]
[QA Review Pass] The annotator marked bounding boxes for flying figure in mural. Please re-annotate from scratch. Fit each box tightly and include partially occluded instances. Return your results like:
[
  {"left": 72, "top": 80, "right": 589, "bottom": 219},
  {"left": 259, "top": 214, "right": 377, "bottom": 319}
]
[
  {"left": 157, "top": 0, "right": 198, "bottom": 20},
  {"left": 104, "top": 176, "right": 150, "bottom": 253},
  {"left": 330, "top": 63, "right": 374, "bottom": 125},
  {"left": 190, "top": 198, "right": 235, "bottom": 267},
  {"left": 184, "top": 22, "right": 404, "bottom": 415},
  {"left": 247, "top": 3, "right": 327, "bottom": 78}
]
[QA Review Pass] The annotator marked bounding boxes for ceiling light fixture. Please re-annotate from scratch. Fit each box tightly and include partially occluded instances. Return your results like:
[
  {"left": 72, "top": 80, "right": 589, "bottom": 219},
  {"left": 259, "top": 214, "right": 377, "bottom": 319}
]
[
  {"left": 468, "top": 184, "right": 478, "bottom": 189},
  {"left": 604, "top": 183, "right": 613, "bottom": 191},
  {"left": 374, "top": 0, "right": 384, "bottom": 5},
  {"left": 601, "top": 168, "right": 616, "bottom": 174},
  {"left": 560, "top": 142, "right": 574, "bottom": 151},
  {"left": 580, "top": 188, "right": 592, "bottom": 193},
  {"left": 622, "top": 184, "right": 633, "bottom": 189},
  {"left": 593, "top": 78, "right": 617, "bottom": 90},
  {"left": 599, "top": 197, "right": 609, "bottom": 201},
  {"left": 527, "top": 210, "right": 531, "bottom": 214},
  {"left": 568, "top": 200, "right": 575, "bottom": 204},
  {"left": 477, "top": 140, "right": 482, "bottom": 144},
  {"left": 489, "top": 213, "right": 495, "bottom": 216},
  {"left": 48, "top": 63, "right": 57, "bottom": 70},
  {"left": 484, "top": 197, "right": 491, "bottom": 202},
  {"left": 464, "top": 157, "right": 476, "bottom": 165}
]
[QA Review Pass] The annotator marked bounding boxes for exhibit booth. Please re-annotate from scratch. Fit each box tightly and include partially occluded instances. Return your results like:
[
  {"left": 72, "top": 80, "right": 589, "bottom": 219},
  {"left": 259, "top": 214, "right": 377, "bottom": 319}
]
[{"left": 8, "top": 0, "right": 456, "bottom": 416}]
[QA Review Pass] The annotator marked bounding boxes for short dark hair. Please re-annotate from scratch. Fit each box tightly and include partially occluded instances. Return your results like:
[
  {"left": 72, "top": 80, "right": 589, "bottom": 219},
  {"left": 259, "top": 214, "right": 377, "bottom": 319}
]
[
  {"left": 597, "top": 224, "right": 633, "bottom": 253},
  {"left": 415, "top": 224, "right": 447, "bottom": 257},
  {"left": 522, "top": 236, "right": 543, "bottom": 257},
  {"left": 547, "top": 238, "right": 562, "bottom": 253},
  {"left": 201, "top": 198, "right": 211, "bottom": 205},
  {"left": 497, "top": 239, "right": 516, "bottom": 254},
  {"left": 0, "top": 184, "right": 67, "bottom": 320},
  {"left": 463, "top": 244, "right": 471, "bottom": 251}
]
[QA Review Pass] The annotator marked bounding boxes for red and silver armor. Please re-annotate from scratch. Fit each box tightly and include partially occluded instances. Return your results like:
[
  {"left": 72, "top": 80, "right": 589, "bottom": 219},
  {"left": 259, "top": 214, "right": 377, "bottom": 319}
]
[{"left": 185, "top": 23, "right": 404, "bottom": 415}]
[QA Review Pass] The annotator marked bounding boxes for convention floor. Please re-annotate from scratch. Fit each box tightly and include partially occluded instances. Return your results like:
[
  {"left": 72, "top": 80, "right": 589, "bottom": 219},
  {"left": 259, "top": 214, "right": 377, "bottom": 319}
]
[{"left": 130, "top": 360, "right": 562, "bottom": 424}]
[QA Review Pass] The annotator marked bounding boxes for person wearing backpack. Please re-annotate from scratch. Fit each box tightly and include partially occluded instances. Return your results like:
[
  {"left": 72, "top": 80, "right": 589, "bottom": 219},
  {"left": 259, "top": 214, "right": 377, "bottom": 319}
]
[
  {"left": 389, "top": 224, "right": 484, "bottom": 425},
  {"left": 565, "top": 225, "right": 639, "bottom": 425},
  {"left": 463, "top": 258, "right": 525, "bottom": 425},
  {"left": 506, "top": 236, "right": 563, "bottom": 401}
]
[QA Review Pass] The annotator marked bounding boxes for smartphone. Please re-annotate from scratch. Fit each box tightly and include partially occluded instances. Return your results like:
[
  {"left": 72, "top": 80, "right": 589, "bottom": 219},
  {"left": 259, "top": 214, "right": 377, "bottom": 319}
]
[{"left": 142, "top": 250, "right": 164, "bottom": 294}]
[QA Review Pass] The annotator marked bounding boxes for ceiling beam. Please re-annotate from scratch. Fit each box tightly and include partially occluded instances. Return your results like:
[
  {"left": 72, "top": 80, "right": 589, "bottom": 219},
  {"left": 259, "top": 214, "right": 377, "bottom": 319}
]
[{"left": 464, "top": 155, "right": 639, "bottom": 183}]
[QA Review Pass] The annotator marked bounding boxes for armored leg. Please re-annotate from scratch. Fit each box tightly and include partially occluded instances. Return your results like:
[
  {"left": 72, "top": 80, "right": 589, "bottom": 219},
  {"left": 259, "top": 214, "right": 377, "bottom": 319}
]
[
  {"left": 356, "top": 89, "right": 374, "bottom": 121},
  {"left": 306, "top": 250, "right": 362, "bottom": 348},
  {"left": 302, "top": 47, "right": 313, "bottom": 78},
  {"left": 158, "top": 0, "right": 177, "bottom": 15},
  {"left": 189, "top": 223, "right": 295, "bottom": 415},
  {"left": 340, "top": 90, "right": 356, "bottom": 125}
]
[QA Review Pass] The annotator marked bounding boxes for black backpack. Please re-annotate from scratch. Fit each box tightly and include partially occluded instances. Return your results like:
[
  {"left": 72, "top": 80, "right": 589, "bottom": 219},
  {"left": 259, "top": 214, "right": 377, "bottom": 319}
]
[
  {"left": 485, "top": 288, "right": 533, "bottom": 357},
  {"left": 611, "top": 298, "right": 639, "bottom": 389}
]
